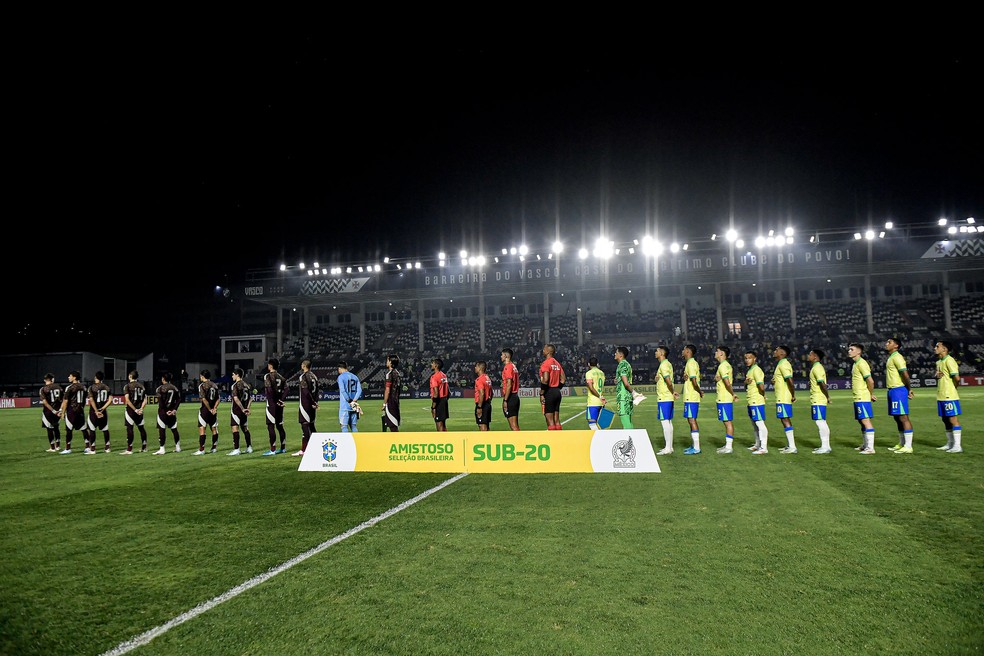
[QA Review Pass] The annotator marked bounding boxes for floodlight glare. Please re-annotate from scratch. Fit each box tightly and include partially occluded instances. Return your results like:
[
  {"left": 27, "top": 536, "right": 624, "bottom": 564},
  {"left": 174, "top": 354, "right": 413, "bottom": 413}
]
[
  {"left": 879, "top": 231, "right": 886, "bottom": 238},
  {"left": 784, "top": 227, "right": 794, "bottom": 237},
  {"left": 947, "top": 226, "right": 957, "bottom": 235},
  {"left": 468, "top": 256, "right": 476, "bottom": 266},
  {"left": 346, "top": 267, "right": 352, "bottom": 273},
  {"left": 968, "top": 217, "right": 976, "bottom": 224},
  {"left": 383, "top": 257, "right": 389, "bottom": 263},
  {"left": 768, "top": 229, "right": 775, "bottom": 237},
  {"left": 765, "top": 236, "right": 776, "bottom": 246},
  {"left": 865, "top": 230, "right": 875, "bottom": 240},
  {"left": 683, "top": 244, "right": 689, "bottom": 251},
  {"left": 439, "top": 252, "right": 446, "bottom": 259},
  {"left": 510, "top": 247, "right": 517, "bottom": 255},
  {"left": 754, "top": 236, "right": 766, "bottom": 248},
  {"left": 374, "top": 264, "right": 381, "bottom": 272},
  {"left": 633, "top": 239, "right": 640, "bottom": 245},
  {"left": 725, "top": 229, "right": 738, "bottom": 242},
  {"left": 299, "top": 262, "right": 305, "bottom": 269},
  {"left": 628, "top": 247, "right": 635, "bottom": 254},
  {"left": 438, "top": 260, "right": 445, "bottom": 267},
  {"left": 518, "top": 244, "right": 529, "bottom": 255},
  {"left": 312, "top": 261, "right": 319, "bottom": 269},
  {"left": 415, "top": 262, "right": 421, "bottom": 269},
  {"left": 307, "top": 270, "right": 313, "bottom": 276},
  {"left": 735, "top": 239, "right": 744, "bottom": 248},
  {"left": 710, "top": 234, "right": 717, "bottom": 241},
  {"left": 460, "top": 258, "right": 468, "bottom": 266},
  {"left": 279, "top": 264, "right": 286, "bottom": 271},
  {"left": 614, "top": 249, "right": 620, "bottom": 255},
  {"left": 519, "top": 255, "right": 525, "bottom": 262},
  {"left": 938, "top": 218, "right": 947, "bottom": 226},
  {"left": 578, "top": 247, "right": 588, "bottom": 260},
  {"left": 854, "top": 233, "right": 862, "bottom": 240},
  {"left": 551, "top": 240, "right": 564, "bottom": 254},
  {"left": 476, "top": 256, "right": 485, "bottom": 266},
  {"left": 396, "top": 264, "right": 402, "bottom": 270},
  {"left": 460, "top": 249, "right": 468, "bottom": 258},
  {"left": 959, "top": 226, "right": 968, "bottom": 233},
  {"left": 641, "top": 235, "right": 655, "bottom": 256},
  {"left": 670, "top": 242, "right": 680, "bottom": 253},
  {"left": 809, "top": 235, "right": 816, "bottom": 243},
  {"left": 501, "top": 248, "right": 507, "bottom": 255},
  {"left": 885, "top": 221, "right": 893, "bottom": 230},
  {"left": 357, "top": 266, "right": 364, "bottom": 273},
  {"left": 785, "top": 236, "right": 794, "bottom": 245}
]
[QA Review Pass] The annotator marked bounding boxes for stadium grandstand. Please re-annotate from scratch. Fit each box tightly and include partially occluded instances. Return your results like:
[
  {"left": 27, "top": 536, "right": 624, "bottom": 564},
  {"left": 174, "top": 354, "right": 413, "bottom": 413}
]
[{"left": 234, "top": 221, "right": 984, "bottom": 396}]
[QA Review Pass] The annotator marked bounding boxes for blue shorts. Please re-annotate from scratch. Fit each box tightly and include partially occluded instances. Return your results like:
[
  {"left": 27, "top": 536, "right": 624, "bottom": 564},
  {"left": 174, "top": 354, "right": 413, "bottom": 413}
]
[
  {"left": 811, "top": 405, "right": 828, "bottom": 421},
  {"left": 717, "top": 403, "right": 734, "bottom": 422},
  {"left": 887, "top": 387, "right": 909, "bottom": 415},
  {"left": 683, "top": 402, "right": 700, "bottom": 419},
  {"left": 339, "top": 410, "right": 359, "bottom": 428},
  {"left": 747, "top": 405, "right": 766, "bottom": 422},
  {"left": 776, "top": 403, "right": 793, "bottom": 419},
  {"left": 854, "top": 401, "right": 873, "bottom": 420},
  {"left": 937, "top": 400, "right": 962, "bottom": 417},
  {"left": 657, "top": 401, "right": 675, "bottom": 421},
  {"left": 587, "top": 405, "right": 603, "bottom": 424}
]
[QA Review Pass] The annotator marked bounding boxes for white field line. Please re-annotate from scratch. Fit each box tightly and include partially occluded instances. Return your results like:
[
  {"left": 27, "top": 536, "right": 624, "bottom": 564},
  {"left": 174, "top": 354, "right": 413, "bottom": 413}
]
[{"left": 101, "top": 409, "right": 585, "bottom": 655}]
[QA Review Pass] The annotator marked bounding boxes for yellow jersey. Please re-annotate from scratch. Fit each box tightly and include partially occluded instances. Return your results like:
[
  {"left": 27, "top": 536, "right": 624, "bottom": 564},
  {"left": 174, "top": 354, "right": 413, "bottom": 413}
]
[
  {"left": 773, "top": 358, "right": 793, "bottom": 404},
  {"left": 809, "top": 362, "right": 827, "bottom": 406},
  {"left": 745, "top": 364, "right": 765, "bottom": 406},
  {"left": 886, "top": 351, "right": 907, "bottom": 389},
  {"left": 851, "top": 357, "right": 872, "bottom": 402},
  {"left": 716, "top": 360, "right": 734, "bottom": 402},
  {"left": 936, "top": 355, "right": 960, "bottom": 401},
  {"left": 683, "top": 358, "right": 701, "bottom": 403},
  {"left": 585, "top": 367, "right": 606, "bottom": 407},
  {"left": 655, "top": 359, "right": 674, "bottom": 402}
]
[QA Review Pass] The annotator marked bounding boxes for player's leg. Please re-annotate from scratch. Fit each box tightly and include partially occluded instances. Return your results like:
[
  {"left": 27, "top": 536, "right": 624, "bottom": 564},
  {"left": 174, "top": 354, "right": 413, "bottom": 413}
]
[
  {"left": 618, "top": 396, "right": 634, "bottom": 429},
  {"left": 946, "top": 411, "right": 963, "bottom": 453},
  {"left": 684, "top": 409, "right": 700, "bottom": 454}
]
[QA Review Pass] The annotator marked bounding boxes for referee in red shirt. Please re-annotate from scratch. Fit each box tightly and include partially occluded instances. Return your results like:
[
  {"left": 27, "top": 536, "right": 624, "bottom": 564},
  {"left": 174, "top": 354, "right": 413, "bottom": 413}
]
[
  {"left": 539, "top": 344, "right": 566, "bottom": 430},
  {"left": 430, "top": 358, "right": 450, "bottom": 431}
]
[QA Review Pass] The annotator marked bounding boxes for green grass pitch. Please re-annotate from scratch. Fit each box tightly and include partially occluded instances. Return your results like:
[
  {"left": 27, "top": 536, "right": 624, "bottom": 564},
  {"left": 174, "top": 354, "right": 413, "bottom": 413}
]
[{"left": 1, "top": 390, "right": 981, "bottom": 654}]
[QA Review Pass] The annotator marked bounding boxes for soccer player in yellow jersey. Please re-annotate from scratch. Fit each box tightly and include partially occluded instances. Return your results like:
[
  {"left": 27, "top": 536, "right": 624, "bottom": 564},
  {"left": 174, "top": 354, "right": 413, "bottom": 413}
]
[
  {"left": 848, "top": 343, "right": 877, "bottom": 454},
  {"left": 934, "top": 340, "right": 963, "bottom": 453},
  {"left": 681, "top": 344, "right": 704, "bottom": 455},
  {"left": 585, "top": 356, "right": 607, "bottom": 430},
  {"left": 654, "top": 346, "right": 675, "bottom": 455},
  {"left": 761, "top": 345, "right": 796, "bottom": 455},
  {"left": 714, "top": 346, "right": 737, "bottom": 453},
  {"left": 885, "top": 337, "right": 915, "bottom": 454},
  {"left": 808, "top": 349, "right": 832, "bottom": 454},
  {"left": 743, "top": 351, "right": 768, "bottom": 452}
]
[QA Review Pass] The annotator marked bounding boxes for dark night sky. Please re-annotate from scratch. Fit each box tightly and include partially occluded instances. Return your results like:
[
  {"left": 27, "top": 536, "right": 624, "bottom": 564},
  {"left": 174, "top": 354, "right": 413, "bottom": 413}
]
[{"left": 4, "top": 29, "right": 982, "bottom": 357}]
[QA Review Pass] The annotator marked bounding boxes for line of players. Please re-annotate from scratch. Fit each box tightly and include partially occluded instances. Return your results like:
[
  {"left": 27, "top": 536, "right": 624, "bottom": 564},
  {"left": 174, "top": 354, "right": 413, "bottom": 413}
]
[
  {"left": 38, "top": 339, "right": 964, "bottom": 456},
  {"left": 625, "top": 338, "right": 964, "bottom": 455}
]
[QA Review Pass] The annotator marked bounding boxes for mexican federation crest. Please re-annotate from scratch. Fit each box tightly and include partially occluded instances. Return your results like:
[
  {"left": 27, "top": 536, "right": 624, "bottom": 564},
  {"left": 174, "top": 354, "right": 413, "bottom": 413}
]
[
  {"left": 612, "top": 437, "right": 636, "bottom": 468},
  {"left": 322, "top": 438, "right": 338, "bottom": 463}
]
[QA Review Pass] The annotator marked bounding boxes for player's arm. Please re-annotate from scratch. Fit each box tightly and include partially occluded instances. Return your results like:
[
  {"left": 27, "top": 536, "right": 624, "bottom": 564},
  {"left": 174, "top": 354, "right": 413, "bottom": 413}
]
[
  {"left": 818, "top": 379, "right": 830, "bottom": 404},
  {"left": 41, "top": 389, "right": 55, "bottom": 413},
  {"left": 723, "top": 377, "right": 736, "bottom": 403},
  {"left": 865, "top": 372, "right": 876, "bottom": 401},
  {"left": 756, "top": 375, "right": 766, "bottom": 402},
  {"left": 785, "top": 377, "right": 796, "bottom": 403},
  {"left": 689, "top": 375, "right": 703, "bottom": 398},
  {"left": 559, "top": 367, "right": 566, "bottom": 386},
  {"left": 502, "top": 376, "right": 512, "bottom": 407},
  {"left": 900, "top": 368, "right": 914, "bottom": 398},
  {"left": 620, "top": 371, "right": 634, "bottom": 395},
  {"left": 382, "top": 379, "right": 391, "bottom": 408},
  {"left": 98, "top": 392, "right": 111, "bottom": 413},
  {"left": 430, "top": 382, "right": 438, "bottom": 417}
]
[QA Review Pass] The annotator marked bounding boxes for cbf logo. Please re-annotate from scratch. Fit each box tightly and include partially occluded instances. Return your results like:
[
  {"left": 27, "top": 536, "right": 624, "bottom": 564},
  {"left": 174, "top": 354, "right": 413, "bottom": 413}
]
[
  {"left": 612, "top": 437, "right": 636, "bottom": 469},
  {"left": 322, "top": 438, "right": 338, "bottom": 463}
]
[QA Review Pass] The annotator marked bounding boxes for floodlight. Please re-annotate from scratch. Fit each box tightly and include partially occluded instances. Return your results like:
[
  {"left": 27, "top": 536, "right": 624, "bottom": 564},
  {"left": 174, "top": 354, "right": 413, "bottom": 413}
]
[
  {"left": 755, "top": 236, "right": 766, "bottom": 248},
  {"left": 735, "top": 239, "right": 744, "bottom": 248},
  {"left": 785, "top": 236, "right": 794, "bottom": 245},
  {"left": 510, "top": 247, "right": 517, "bottom": 255},
  {"left": 439, "top": 252, "right": 446, "bottom": 259},
  {"left": 279, "top": 264, "right": 286, "bottom": 271},
  {"left": 725, "top": 229, "right": 738, "bottom": 242},
  {"left": 948, "top": 226, "right": 957, "bottom": 234},
  {"left": 519, "top": 244, "right": 529, "bottom": 255},
  {"left": 551, "top": 240, "right": 564, "bottom": 254},
  {"left": 968, "top": 217, "right": 976, "bottom": 224},
  {"left": 383, "top": 257, "right": 389, "bottom": 263},
  {"left": 784, "top": 227, "right": 794, "bottom": 237},
  {"left": 938, "top": 218, "right": 947, "bottom": 226},
  {"left": 865, "top": 230, "right": 875, "bottom": 240},
  {"left": 460, "top": 249, "right": 468, "bottom": 258},
  {"left": 299, "top": 262, "right": 305, "bottom": 269},
  {"left": 884, "top": 221, "right": 893, "bottom": 229},
  {"left": 313, "top": 262, "right": 320, "bottom": 269},
  {"left": 853, "top": 233, "right": 862, "bottom": 240},
  {"left": 670, "top": 242, "right": 680, "bottom": 253},
  {"left": 578, "top": 248, "right": 588, "bottom": 259}
]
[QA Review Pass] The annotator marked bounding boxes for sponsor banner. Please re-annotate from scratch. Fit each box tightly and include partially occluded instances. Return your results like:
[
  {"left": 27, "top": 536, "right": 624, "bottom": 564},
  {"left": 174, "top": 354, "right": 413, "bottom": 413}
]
[
  {"left": 921, "top": 238, "right": 984, "bottom": 258},
  {"left": 959, "top": 375, "right": 984, "bottom": 386},
  {"left": 298, "top": 429, "right": 660, "bottom": 473},
  {"left": 0, "top": 398, "right": 32, "bottom": 409}
]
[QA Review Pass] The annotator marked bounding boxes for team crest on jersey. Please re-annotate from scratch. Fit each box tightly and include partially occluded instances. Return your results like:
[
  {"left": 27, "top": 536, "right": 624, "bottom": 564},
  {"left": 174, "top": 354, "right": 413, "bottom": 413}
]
[
  {"left": 612, "top": 437, "right": 636, "bottom": 468},
  {"left": 322, "top": 438, "right": 338, "bottom": 463}
]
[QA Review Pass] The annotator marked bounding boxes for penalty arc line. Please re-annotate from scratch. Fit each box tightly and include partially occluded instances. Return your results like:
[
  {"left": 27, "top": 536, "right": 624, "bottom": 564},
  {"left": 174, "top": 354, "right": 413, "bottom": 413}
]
[{"left": 101, "top": 409, "right": 585, "bottom": 655}]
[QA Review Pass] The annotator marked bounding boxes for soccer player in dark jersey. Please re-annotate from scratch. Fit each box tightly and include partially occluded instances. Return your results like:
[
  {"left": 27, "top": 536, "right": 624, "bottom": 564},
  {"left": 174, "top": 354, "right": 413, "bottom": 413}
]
[
  {"left": 59, "top": 371, "right": 91, "bottom": 454},
  {"left": 262, "top": 358, "right": 288, "bottom": 455},
  {"left": 539, "top": 344, "right": 566, "bottom": 430},
  {"left": 40, "top": 373, "right": 63, "bottom": 452},
  {"left": 228, "top": 368, "right": 253, "bottom": 455},
  {"left": 500, "top": 349, "right": 521, "bottom": 431},
  {"left": 194, "top": 370, "right": 220, "bottom": 455},
  {"left": 430, "top": 358, "right": 450, "bottom": 431},
  {"left": 154, "top": 371, "right": 182, "bottom": 455},
  {"left": 122, "top": 370, "right": 148, "bottom": 453},
  {"left": 86, "top": 371, "right": 112, "bottom": 453},
  {"left": 474, "top": 361, "right": 493, "bottom": 431},
  {"left": 381, "top": 354, "right": 401, "bottom": 432},
  {"left": 293, "top": 359, "right": 319, "bottom": 456}
]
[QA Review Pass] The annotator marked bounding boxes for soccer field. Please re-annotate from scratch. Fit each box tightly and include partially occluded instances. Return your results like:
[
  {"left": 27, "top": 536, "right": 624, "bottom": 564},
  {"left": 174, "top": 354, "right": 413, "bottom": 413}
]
[{"left": 1, "top": 390, "right": 981, "bottom": 655}]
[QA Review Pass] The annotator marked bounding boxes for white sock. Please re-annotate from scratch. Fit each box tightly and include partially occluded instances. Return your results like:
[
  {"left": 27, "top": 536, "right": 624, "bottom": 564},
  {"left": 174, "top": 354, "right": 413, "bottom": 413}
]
[
  {"left": 952, "top": 428, "right": 962, "bottom": 449},
  {"left": 755, "top": 420, "right": 768, "bottom": 448},
  {"left": 661, "top": 420, "right": 674, "bottom": 449},
  {"left": 725, "top": 435, "right": 733, "bottom": 448},
  {"left": 588, "top": 422, "right": 598, "bottom": 430},
  {"left": 865, "top": 429, "right": 875, "bottom": 450},
  {"left": 816, "top": 420, "right": 830, "bottom": 449},
  {"left": 945, "top": 430, "right": 954, "bottom": 448},
  {"left": 904, "top": 431, "right": 913, "bottom": 448},
  {"left": 691, "top": 432, "right": 700, "bottom": 451},
  {"left": 785, "top": 427, "right": 796, "bottom": 450}
]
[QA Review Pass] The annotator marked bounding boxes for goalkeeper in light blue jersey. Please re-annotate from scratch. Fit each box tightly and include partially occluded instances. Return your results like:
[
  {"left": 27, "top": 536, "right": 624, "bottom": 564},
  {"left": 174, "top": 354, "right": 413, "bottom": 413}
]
[{"left": 336, "top": 362, "right": 363, "bottom": 432}]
